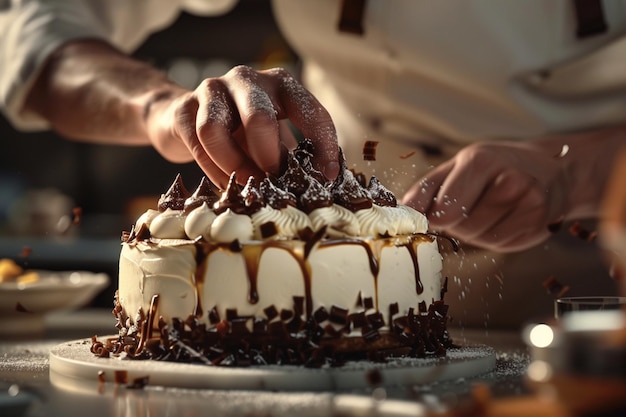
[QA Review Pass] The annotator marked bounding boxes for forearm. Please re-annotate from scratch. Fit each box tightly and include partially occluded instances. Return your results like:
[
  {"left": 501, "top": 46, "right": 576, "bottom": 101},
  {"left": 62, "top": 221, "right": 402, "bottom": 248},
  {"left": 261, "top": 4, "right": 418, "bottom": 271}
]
[
  {"left": 24, "top": 39, "right": 186, "bottom": 145},
  {"left": 534, "top": 125, "right": 626, "bottom": 220}
]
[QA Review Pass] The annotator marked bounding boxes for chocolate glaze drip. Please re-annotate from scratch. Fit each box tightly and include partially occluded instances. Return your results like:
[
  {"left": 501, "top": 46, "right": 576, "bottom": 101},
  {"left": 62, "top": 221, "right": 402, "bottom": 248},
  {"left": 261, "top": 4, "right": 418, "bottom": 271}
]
[
  {"left": 214, "top": 173, "right": 247, "bottom": 215},
  {"left": 260, "top": 177, "right": 297, "bottom": 209},
  {"left": 184, "top": 177, "right": 220, "bottom": 214},
  {"left": 330, "top": 150, "right": 373, "bottom": 212},
  {"left": 158, "top": 173, "right": 191, "bottom": 212},
  {"left": 241, "top": 176, "right": 265, "bottom": 215},
  {"left": 367, "top": 176, "right": 397, "bottom": 207}
]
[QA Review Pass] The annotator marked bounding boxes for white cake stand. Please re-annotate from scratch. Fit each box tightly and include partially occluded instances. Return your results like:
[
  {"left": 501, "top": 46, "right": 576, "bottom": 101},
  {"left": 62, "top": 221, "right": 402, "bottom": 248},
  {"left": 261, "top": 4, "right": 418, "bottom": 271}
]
[{"left": 49, "top": 337, "right": 496, "bottom": 392}]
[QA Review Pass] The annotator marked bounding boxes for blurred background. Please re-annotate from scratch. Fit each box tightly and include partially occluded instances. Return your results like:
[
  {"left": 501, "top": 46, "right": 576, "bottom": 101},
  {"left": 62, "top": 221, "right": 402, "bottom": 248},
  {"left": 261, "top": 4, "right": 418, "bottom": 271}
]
[{"left": 0, "top": 0, "right": 297, "bottom": 307}]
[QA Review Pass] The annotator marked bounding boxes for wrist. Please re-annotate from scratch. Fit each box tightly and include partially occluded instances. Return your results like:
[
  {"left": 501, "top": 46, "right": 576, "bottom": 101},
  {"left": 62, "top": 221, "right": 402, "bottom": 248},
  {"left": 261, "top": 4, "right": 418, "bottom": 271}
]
[{"left": 540, "top": 126, "right": 626, "bottom": 221}]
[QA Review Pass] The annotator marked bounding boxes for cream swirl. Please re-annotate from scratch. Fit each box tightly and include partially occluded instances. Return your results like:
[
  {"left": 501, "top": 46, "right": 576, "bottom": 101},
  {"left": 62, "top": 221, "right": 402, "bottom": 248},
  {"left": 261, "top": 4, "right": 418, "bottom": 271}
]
[
  {"left": 184, "top": 202, "right": 216, "bottom": 240},
  {"left": 150, "top": 208, "right": 186, "bottom": 239},
  {"left": 210, "top": 208, "right": 254, "bottom": 243},
  {"left": 251, "top": 205, "right": 312, "bottom": 239},
  {"left": 398, "top": 205, "right": 428, "bottom": 234},
  {"left": 135, "top": 209, "right": 159, "bottom": 231},
  {"left": 356, "top": 205, "right": 396, "bottom": 237},
  {"left": 309, "top": 204, "right": 360, "bottom": 237}
]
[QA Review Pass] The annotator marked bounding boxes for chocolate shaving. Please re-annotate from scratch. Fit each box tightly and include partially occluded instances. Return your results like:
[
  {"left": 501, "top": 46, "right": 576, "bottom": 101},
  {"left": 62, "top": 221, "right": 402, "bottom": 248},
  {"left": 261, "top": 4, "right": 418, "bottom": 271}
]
[
  {"left": 399, "top": 151, "right": 416, "bottom": 159},
  {"left": 91, "top": 290, "right": 453, "bottom": 368}
]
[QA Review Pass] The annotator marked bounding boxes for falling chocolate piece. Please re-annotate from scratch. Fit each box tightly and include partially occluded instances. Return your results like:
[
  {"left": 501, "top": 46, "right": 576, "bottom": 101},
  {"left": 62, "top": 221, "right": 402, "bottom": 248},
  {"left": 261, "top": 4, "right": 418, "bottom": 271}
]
[
  {"left": 184, "top": 177, "right": 220, "bottom": 213},
  {"left": 363, "top": 140, "right": 379, "bottom": 161},
  {"left": 158, "top": 174, "right": 191, "bottom": 212},
  {"left": 569, "top": 221, "right": 598, "bottom": 242},
  {"left": 543, "top": 275, "right": 571, "bottom": 298}
]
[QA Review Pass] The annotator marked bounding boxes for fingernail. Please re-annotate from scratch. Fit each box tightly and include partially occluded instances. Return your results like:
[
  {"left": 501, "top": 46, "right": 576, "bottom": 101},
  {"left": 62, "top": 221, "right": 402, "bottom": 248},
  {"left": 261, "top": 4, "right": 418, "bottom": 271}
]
[{"left": 323, "top": 161, "right": 340, "bottom": 180}]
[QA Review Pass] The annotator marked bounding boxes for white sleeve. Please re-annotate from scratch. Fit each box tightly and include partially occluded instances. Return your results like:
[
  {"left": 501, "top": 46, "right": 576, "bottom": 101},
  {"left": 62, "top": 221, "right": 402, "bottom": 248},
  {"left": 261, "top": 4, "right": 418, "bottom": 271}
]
[{"left": 0, "top": 0, "right": 237, "bottom": 131}]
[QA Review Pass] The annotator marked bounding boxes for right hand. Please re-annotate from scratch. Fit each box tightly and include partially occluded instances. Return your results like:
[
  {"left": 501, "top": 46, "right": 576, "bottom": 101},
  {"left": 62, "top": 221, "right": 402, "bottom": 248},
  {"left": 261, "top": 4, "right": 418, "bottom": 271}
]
[{"left": 145, "top": 65, "right": 340, "bottom": 188}]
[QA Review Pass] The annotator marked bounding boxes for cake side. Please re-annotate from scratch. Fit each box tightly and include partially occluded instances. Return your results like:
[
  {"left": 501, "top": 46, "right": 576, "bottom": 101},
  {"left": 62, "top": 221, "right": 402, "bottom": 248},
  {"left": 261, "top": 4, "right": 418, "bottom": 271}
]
[{"left": 92, "top": 140, "right": 453, "bottom": 367}]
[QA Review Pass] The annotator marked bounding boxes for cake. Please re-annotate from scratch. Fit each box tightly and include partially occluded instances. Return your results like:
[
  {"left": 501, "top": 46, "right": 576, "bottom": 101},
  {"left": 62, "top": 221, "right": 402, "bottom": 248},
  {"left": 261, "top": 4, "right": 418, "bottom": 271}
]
[{"left": 92, "top": 140, "right": 453, "bottom": 367}]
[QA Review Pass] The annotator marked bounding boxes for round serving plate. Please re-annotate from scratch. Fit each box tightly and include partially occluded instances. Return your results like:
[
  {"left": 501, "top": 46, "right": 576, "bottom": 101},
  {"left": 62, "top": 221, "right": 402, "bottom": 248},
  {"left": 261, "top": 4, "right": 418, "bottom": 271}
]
[{"left": 50, "top": 337, "right": 495, "bottom": 392}]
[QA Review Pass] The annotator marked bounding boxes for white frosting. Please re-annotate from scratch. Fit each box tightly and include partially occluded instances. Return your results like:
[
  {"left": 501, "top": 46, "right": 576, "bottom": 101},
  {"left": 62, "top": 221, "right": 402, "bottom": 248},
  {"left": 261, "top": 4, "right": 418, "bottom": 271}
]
[
  {"left": 118, "top": 236, "right": 443, "bottom": 329},
  {"left": 355, "top": 205, "right": 396, "bottom": 237},
  {"left": 149, "top": 208, "right": 186, "bottom": 239},
  {"left": 184, "top": 202, "right": 216, "bottom": 240},
  {"left": 251, "top": 205, "right": 312, "bottom": 239},
  {"left": 135, "top": 209, "right": 159, "bottom": 230},
  {"left": 210, "top": 209, "right": 254, "bottom": 243},
  {"left": 309, "top": 204, "right": 360, "bottom": 237}
]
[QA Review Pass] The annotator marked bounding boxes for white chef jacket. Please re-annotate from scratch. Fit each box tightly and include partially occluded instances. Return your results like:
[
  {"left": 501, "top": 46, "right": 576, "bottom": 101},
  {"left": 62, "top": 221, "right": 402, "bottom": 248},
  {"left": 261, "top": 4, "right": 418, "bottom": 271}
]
[{"left": 2, "top": 0, "right": 626, "bottom": 164}]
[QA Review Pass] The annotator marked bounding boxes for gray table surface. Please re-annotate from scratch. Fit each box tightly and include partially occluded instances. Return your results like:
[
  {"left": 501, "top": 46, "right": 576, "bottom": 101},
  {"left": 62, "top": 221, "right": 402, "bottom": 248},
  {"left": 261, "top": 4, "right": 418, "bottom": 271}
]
[{"left": 0, "top": 309, "right": 531, "bottom": 417}]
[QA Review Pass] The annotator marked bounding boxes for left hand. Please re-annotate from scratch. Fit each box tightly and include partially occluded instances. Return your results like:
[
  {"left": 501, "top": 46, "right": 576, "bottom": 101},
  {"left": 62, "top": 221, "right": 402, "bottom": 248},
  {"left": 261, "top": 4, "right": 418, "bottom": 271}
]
[{"left": 403, "top": 140, "right": 571, "bottom": 252}]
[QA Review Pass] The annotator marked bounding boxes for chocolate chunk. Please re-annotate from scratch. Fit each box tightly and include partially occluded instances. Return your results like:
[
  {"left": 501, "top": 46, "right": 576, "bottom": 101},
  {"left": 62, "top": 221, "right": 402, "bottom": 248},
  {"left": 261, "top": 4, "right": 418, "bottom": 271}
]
[
  {"left": 329, "top": 305, "right": 349, "bottom": 325},
  {"left": 158, "top": 174, "right": 191, "bottom": 212},
  {"left": 367, "top": 176, "right": 397, "bottom": 207},
  {"left": 214, "top": 173, "right": 247, "bottom": 215},
  {"left": 184, "top": 176, "right": 220, "bottom": 213},
  {"left": 259, "top": 222, "right": 278, "bottom": 239},
  {"left": 330, "top": 150, "right": 373, "bottom": 212},
  {"left": 241, "top": 176, "right": 265, "bottom": 214},
  {"left": 260, "top": 177, "right": 297, "bottom": 209}
]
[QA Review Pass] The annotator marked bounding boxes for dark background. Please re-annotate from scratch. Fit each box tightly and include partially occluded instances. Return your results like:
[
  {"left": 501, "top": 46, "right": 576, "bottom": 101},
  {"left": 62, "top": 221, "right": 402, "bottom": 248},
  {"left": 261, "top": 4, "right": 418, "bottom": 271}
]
[{"left": 0, "top": 0, "right": 297, "bottom": 306}]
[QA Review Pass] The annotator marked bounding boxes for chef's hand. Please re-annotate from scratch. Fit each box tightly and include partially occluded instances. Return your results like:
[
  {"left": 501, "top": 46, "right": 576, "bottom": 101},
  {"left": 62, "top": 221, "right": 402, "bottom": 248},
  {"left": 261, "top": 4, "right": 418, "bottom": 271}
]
[
  {"left": 403, "top": 128, "right": 625, "bottom": 253},
  {"left": 145, "top": 65, "right": 339, "bottom": 188},
  {"left": 25, "top": 41, "right": 339, "bottom": 188}
]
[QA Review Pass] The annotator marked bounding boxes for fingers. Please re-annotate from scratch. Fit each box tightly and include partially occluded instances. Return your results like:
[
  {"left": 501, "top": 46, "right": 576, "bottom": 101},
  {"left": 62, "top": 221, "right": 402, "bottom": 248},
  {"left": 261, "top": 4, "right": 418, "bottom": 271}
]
[
  {"left": 194, "top": 78, "right": 263, "bottom": 187},
  {"left": 188, "top": 66, "right": 339, "bottom": 184},
  {"left": 265, "top": 68, "right": 339, "bottom": 180},
  {"left": 403, "top": 143, "right": 556, "bottom": 252}
]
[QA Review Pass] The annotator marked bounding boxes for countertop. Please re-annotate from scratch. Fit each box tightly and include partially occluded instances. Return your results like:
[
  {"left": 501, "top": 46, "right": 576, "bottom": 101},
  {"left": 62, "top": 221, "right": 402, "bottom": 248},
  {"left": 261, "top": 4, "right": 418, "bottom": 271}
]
[{"left": 0, "top": 309, "right": 534, "bottom": 417}]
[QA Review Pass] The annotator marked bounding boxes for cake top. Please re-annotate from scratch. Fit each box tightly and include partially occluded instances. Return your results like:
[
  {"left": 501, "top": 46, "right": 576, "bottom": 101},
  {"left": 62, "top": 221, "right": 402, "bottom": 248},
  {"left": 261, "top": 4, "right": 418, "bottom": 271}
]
[{"left": 125, "top": 139, "right": 428, "bottom": 244}]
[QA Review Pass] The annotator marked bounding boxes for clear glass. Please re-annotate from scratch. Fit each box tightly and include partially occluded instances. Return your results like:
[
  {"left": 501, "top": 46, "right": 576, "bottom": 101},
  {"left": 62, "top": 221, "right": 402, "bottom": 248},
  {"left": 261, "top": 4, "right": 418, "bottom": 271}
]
[{"left": 555, "top": 296, "right": 626, "bottom": 319}]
